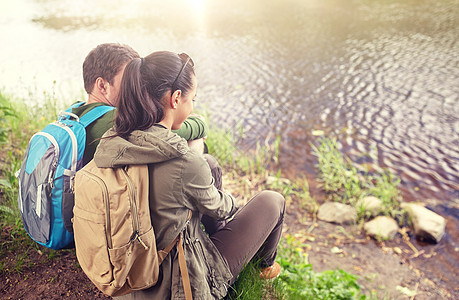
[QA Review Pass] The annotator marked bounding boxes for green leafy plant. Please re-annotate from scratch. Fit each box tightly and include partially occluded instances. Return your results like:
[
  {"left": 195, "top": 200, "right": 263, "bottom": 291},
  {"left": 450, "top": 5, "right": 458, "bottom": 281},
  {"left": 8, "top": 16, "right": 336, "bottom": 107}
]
[
  {"left": 0, "top": 151, "right": 22, "bottom": 224},
  {"left": 206, "top": 126, "right": 237, "bottom": 166},
  {"left": 0, "top": 91, "right": 60, "bottom": 241},
  {"left": 368, "top": 171, "right": 401, "bottom": 218},
  {"left": 311, "top": 138, "right": 363, "bottom": 204},
  {"left": 206, "top": 125, "right": 279, "bottom": 176},
  {"left": 274, "top": 235, "right": 365, "bottom": 300},
  {"left": 0, "top": 94, "right": 16, "bottom": 144},
  {"left": 312, "top": 137, "right": 402, "bottom": 221}
]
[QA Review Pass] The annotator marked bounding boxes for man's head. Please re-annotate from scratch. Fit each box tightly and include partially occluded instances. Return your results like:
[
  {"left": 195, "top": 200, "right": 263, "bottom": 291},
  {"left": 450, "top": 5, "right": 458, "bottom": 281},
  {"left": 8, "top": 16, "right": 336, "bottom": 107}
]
[{"left": 83, "top": 43, "right": 139, "bottom": 105}]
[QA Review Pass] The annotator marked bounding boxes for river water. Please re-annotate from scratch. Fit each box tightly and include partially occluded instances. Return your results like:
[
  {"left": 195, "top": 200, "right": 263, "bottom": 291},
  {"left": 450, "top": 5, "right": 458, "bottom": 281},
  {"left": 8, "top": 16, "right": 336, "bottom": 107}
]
[{"left": 1, "top": 0, "right": 458, "bottom": 290}]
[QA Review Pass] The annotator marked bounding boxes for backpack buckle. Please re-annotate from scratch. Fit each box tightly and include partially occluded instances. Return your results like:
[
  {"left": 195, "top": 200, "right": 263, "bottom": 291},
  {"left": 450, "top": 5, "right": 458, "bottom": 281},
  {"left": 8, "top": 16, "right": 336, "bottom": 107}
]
[{"left": 58, "top": 111, "right": 80, "bottom": 122}]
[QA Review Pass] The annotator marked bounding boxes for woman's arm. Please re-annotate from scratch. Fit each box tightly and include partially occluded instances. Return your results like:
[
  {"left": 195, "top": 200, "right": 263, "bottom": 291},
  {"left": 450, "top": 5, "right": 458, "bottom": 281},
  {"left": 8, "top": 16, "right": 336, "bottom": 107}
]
[{"left": 181, "top": 153, "right": 237, "bottom": 220}]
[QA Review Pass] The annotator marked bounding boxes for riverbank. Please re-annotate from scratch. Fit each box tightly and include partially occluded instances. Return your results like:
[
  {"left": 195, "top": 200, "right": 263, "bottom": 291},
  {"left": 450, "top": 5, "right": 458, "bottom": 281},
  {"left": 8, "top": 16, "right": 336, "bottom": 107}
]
[
  {"left": 0, "top": 92, "right": 456, "bottom": 299},
  {"left": 207, "top": 124, "right": 456, "bottom": 299},
  {"left": 220, "top": 163, "right": 454, "bottom": 299}
]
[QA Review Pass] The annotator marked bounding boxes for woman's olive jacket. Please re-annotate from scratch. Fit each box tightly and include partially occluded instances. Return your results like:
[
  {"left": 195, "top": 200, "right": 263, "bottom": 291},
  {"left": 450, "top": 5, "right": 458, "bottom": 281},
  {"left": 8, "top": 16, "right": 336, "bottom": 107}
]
[{"left": 94, "top": 125, "right": 238, "bottom": 299}]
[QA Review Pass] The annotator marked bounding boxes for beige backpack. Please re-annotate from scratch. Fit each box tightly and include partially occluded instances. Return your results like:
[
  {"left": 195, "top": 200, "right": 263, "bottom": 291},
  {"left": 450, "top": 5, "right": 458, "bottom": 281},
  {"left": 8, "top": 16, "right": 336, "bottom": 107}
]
[{"left": 73, "top": 161, "right": 192, "bottom": 299}]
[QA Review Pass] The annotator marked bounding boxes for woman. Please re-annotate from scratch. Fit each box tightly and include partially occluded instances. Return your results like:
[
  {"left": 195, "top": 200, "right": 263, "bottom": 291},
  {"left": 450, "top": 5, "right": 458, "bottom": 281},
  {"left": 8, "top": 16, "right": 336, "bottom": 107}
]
[{"left": 93, "top": 51, "right": 285, "bottom": 299}]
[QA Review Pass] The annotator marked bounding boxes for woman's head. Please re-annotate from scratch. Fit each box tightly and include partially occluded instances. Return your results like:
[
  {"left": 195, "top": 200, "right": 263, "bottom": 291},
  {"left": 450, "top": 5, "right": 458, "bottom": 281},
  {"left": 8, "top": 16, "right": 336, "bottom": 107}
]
[{"left": 115, "top": 51, "right": 196, "bottom": 138}]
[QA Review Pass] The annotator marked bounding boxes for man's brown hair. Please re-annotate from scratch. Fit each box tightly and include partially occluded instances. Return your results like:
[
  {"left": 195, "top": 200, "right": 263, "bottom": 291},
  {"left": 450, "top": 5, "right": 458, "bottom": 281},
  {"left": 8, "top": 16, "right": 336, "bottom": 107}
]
[{"left": 83, "top": 43, "right": 140, "bottom": 94}]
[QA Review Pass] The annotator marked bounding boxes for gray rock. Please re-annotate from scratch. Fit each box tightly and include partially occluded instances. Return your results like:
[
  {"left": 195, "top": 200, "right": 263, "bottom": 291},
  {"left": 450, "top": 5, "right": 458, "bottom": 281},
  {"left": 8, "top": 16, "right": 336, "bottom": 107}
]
[
  {"left": 401, "top": 203, "right": 446, "bottom": 243},
  {"left": 266, "top": 176, "right": 291, "bottom": 186},
  {"left": 364, "top": 216, "right": 399, "bottom": 240},
  {"left": 356, "top": 196, "right": 383, "bottom": 216},
  {"left": 317, "top": 202, "right": 357, "bottom": 224}
]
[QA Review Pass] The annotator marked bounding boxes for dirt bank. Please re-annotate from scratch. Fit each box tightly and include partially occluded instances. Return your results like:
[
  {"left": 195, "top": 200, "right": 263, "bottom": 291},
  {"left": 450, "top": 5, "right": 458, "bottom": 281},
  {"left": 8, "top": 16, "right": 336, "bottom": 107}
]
[
  {"left": 285, "top": 198, "right": 456, "bottom": 300},
  {"left": 1, "top": 173, "right": 457, "bottom": 299}
]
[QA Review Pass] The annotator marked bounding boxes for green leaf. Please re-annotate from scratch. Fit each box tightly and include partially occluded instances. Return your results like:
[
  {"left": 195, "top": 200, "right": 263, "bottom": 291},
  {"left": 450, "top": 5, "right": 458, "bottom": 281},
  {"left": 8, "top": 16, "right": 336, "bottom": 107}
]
[
  {"left": 0, "top": 178, "right": 12, "bottom": 188},
  {"left": 396, "top": 285, "right": 417, "bottom": 297},
  {"left": 0, "top": 205, "right": 14, "bottom": 215}
]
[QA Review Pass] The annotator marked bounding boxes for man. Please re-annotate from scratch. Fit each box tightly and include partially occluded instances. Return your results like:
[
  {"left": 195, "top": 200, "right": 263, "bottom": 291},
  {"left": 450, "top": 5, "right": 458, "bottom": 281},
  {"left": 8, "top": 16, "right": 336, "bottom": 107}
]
[{"left": 72, "top": 43, "right": 208, "bottom": 165}]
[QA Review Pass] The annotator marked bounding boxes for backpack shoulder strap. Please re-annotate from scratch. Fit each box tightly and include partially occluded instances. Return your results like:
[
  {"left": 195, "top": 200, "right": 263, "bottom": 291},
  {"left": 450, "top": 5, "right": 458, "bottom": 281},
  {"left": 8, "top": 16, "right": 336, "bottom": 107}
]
[
  {"left": 65, "top": 102, "right": 85, "bottom": 112},
  {"left": 158, "top": 210, "right": 192, "bottom": 263},
  {"left": 79, "top": 106, "right": 116, "bottom": 128},
  {"left": 178, "top": 234, "right": 193, "bottom": 300},
  {"left": 157, "top": 210, "right": 193, "bottom": 300}
]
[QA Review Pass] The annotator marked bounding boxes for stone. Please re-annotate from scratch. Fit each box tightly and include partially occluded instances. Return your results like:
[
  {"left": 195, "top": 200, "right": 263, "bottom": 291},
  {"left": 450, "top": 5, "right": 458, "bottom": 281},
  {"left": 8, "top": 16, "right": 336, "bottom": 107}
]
[
  {"left": 401, "top": 203, "right": 446, "bottom": 243},
  {"left": 266, "top": 176, "right": 291, "bottom": 186},
  {"left": 317, "top": 202, "right": 357, "bottom": 224},
  {"left": 356, "top": 196, "right": 383, "bottom": 216},
  {"left": 364, "top": 216, "right": 399, "bottom": 240}
]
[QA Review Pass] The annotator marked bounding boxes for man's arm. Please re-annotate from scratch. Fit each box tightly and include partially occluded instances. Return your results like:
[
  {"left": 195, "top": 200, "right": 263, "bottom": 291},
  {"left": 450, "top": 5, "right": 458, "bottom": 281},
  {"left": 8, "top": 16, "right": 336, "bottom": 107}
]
[{"left": 172, "top": 115, "right": 208, "bottom": 141}]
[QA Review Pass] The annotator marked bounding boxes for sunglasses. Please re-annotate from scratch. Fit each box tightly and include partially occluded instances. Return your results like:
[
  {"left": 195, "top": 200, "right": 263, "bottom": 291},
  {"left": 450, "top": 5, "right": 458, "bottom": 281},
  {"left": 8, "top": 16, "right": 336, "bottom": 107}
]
[{"left": 171, "top": 53, "right": 194, "bottom": 95}]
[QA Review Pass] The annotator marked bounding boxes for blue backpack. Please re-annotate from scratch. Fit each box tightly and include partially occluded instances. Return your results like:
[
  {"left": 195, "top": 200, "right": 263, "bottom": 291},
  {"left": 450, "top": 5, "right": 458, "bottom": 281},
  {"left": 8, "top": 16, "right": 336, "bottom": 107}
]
[{"left": 16, "top": 102, "right": 115, "bottom": 250}]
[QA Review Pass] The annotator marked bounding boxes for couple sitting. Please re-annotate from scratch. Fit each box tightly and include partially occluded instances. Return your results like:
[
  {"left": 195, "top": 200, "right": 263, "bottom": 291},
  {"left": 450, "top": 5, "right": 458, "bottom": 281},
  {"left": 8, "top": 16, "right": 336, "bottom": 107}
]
[{"left": 76, "top": 44, "right": 285, "bottom": 300}]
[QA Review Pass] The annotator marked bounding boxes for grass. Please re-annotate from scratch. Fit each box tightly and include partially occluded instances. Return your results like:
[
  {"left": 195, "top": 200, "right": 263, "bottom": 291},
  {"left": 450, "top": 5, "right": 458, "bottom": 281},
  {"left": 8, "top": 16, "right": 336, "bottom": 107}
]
[
  {"left": 311, "top": 138, "right": 363, "bottom": 205},
  {"left": 275, "top": 235, "right": 365, "bottom": 300},
  {"left": 0, "top": 90, "right": 368, "bottom": 299},
  {"left": 0, "top": 97, "right": 15, "bottom": 144},
  {"left": 266, "top": 171, "right": 317, "bottom": 213},
  {"left": 205, "top": 120, "right": 281, "bottom": 177},
  {"left": 205, "top": 128, "right": 372, "bottom": 299},
  {"left": 225, "top": 235, "right": 367, "bottom": 300},
  {"left": 368, "top": 171, "right": 403, "bottom": 218},
  {"left": 311, "top": 137, "right": 402, "bottom": 221},
  {"left": 0, "top": 90, "right": 62, "bottom": 226},
  {"left": 0, "top": 90, "right": 68, "bottom": 273},
  {"left": 0, "top": 152, "right": 23, "bottom": 225},
  {"left": 205, "top": 125, "right": 318, "bottom": 213},
  {"left": 225, "top": 259, "right": 279, "bottom": 300}
]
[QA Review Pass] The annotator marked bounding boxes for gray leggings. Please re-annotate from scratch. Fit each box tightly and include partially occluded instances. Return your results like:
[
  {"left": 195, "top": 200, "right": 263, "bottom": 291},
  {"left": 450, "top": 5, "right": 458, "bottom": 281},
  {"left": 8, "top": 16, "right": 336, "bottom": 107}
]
[{"left": 202, "top": 155, "right": 285, "bottom": 284}]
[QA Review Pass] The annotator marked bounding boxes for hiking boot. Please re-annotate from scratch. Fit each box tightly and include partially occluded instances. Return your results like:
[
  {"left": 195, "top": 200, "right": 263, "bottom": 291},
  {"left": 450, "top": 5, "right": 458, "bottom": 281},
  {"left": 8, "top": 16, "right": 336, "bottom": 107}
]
[{"left": 259, "top": 262, "right": 281, "bottom": 279}]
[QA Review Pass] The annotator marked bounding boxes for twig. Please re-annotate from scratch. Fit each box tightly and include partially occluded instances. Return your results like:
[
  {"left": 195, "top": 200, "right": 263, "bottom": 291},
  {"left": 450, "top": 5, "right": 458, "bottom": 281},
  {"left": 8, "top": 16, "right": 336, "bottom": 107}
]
[
  {"left": 410, "top": 250, "right": 425, "bottom": 259},
  {"left": 341, "top": 239, "right": 367, "bottom": 245},
  {"left": 404, "top": 238, "right": 419, "bottom": 254},
  {"left": 410, "top": 282, "right": 419, "bottom": 300},
  {"left": 337, "top": 226, "right": 354, "bottom": 239},
  {"left": 307, "top": 214, "right": 317, "bottom": 233}
]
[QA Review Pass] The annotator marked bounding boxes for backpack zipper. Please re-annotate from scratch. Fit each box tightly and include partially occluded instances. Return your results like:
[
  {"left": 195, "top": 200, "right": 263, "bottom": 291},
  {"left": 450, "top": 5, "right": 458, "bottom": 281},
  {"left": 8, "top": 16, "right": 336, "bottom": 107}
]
[
  {"left": 51, "top": 122, "right": 78, "bottom": 173},
  {"left": 120, "top": 168, "right": 148, "bottom": 250},
  {"left": 79, "top": 170, "right": 113, "bottom": 249}
]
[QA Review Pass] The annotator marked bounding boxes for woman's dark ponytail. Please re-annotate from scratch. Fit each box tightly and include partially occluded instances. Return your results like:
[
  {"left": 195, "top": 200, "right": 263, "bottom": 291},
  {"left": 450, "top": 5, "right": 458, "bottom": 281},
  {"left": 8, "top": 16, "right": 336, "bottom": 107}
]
[
  {"left": 114, "top": 52, "right": 195, "bottom": 138},
  {"left": 115, "top": 57, "right": 163, "bottom": 138}
]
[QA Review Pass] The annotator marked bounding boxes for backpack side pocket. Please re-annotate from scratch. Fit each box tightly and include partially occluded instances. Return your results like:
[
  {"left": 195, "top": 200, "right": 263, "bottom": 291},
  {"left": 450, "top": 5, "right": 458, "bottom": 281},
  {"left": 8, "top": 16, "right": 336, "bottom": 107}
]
[
  {"left": 73, "top": 169, "right": 114, "bottom": 291},
  {"left": 18, "top": 133, "right": 59, "bottom": 244},
  {"left": 73, "top": 205, "right": 111, "bottom": 283}
]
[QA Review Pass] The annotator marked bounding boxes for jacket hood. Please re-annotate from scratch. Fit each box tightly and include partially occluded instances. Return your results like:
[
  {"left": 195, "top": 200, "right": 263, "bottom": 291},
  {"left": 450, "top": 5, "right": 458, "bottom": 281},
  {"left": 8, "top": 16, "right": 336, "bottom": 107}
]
[{"left": 94, "top": 126, "right": 189, "bottom": 168}]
